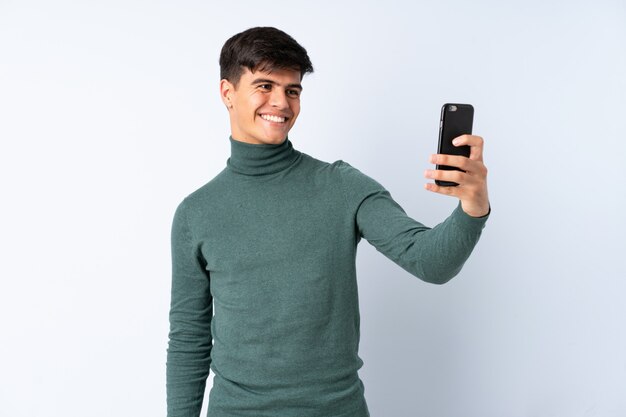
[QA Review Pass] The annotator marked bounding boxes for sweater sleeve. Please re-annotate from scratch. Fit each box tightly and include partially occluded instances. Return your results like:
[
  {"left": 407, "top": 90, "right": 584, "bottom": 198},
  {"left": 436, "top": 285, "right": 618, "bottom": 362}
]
[
  {"left": 166, "top": 198, "right": 213, "bottom": 417},
  {"left": 336, "top": 161, "right": 489, "bottom": 284}
]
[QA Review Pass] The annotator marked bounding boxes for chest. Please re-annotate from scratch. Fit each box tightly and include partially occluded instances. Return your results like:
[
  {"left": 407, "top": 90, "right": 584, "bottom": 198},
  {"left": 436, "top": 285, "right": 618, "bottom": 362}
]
[{"left": 195, "top": 179, "right": 353, "bottom": 275}]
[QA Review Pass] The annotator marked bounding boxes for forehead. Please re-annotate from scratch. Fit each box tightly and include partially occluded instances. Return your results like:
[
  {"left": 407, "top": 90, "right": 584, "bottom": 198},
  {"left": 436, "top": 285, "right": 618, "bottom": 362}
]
[{"left": 240, "top": 67, "right": 302, "bottom": 85}]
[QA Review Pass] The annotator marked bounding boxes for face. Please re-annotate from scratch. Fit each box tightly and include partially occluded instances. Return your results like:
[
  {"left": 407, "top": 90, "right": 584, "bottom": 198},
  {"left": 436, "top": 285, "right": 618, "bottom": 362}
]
[{"left": 220, "top": 66, "right": 303, "bottom": 145}]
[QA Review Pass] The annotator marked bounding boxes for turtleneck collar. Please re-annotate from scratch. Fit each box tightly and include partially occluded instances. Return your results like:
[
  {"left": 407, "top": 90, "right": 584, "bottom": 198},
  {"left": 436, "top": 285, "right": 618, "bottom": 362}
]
[{"left": 226, "top": 136, "right": 301, "bottom": 176}]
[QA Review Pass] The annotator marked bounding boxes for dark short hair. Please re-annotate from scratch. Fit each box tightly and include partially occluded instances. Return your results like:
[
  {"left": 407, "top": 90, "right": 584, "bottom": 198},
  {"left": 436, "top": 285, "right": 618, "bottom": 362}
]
[{"left": 219, "top": 26, "right": 314, "bottom": 87}]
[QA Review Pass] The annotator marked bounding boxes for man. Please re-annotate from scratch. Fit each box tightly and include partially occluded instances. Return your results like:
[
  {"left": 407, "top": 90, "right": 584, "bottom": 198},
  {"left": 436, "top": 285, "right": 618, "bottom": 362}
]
[{"left": 167, "top": 26, "right": 490, "bottom": 417}]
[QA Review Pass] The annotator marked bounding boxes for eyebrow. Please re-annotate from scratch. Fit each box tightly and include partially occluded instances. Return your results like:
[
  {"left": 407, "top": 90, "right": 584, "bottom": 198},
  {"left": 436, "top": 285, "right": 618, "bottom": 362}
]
[{"left": 251, "top": 78, "right": 303, "bottom": 90}]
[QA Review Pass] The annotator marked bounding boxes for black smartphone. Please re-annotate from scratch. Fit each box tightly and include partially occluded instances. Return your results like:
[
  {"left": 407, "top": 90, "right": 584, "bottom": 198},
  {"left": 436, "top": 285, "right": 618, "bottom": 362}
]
[{"left": 436, "top": 103, "right": 474, "bottom": 186}]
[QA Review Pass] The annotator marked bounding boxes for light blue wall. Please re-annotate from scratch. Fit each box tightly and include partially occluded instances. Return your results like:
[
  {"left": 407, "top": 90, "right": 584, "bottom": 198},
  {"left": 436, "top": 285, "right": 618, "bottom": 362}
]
[{"left": 1, "top": 1, "right": 624, "bottom": 416}]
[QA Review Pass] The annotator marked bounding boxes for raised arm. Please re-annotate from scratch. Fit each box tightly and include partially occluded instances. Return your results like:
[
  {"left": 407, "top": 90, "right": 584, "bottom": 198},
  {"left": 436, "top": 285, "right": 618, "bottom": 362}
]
[{"left": 337, "top": 161, "right": 489, "bottom": 284}]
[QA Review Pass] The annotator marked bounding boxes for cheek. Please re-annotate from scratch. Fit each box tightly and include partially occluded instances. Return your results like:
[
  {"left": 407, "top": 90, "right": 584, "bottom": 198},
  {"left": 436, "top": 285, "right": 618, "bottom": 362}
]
[
  {"left": 248, "top": 93, "right": 266, "bottom": 110},
  {"left": 291, "top": 102, "right": 301, "bottom": 118}
]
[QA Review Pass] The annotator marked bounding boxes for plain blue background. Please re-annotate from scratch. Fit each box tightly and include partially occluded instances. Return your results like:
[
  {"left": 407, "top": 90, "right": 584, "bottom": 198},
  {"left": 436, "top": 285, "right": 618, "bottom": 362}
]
[{"left": 1, "top": 1, "right": 624, "bottom": 416}]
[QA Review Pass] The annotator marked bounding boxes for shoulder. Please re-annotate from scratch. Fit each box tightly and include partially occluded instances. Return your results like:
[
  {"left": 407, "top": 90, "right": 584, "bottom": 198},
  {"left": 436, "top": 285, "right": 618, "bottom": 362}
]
[
  {"left": 298, "top": 152, "right": 378, "bottom": 182},
  {"left": 291, "top": 151, "right": 348, "bottom": 180},
  {"left": 173, "top": 168, "right": 230, "bottom": 218},
  {"left": 330, "top": 159, "right": 386, "bottom": 192},
  {"left": 307, "top": 158, "right": 389, "bottom": 207}
]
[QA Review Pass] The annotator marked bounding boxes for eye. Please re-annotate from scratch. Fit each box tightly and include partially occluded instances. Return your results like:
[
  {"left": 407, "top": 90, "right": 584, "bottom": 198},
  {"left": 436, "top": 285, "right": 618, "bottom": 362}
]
[
  {"left": 287, "top": 89, "right": 301, "bottom": 97},
  {"left": 259, "top": 84, "right": 271, "bottom": 91}
]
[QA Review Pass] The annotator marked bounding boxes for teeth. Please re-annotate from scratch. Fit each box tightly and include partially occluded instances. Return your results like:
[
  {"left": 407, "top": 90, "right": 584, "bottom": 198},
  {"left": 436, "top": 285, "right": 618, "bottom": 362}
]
[{"left": 260, "top": 114, "right": 286, "bottom": 123}]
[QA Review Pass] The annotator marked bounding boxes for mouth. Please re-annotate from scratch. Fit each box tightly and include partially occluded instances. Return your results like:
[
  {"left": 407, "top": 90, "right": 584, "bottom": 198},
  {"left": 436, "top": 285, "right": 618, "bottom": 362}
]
[{"left": 259, "top": 113, "right": 289, "bottom": 124}]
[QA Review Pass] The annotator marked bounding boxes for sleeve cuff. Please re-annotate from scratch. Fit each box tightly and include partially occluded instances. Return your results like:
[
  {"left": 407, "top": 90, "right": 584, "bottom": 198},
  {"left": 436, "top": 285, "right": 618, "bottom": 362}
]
[{"left": 451, "top": 201, "right": 490, "bottom": 230}]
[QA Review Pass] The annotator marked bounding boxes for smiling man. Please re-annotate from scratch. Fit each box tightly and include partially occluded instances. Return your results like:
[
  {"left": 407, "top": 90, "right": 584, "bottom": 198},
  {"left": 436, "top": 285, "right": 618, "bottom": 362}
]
[
  {"left": 166, "top": 26, "right": 490, "bottom": 417},
  {"left": 222, "top": 66, "right": 302, "bottom": 145}
]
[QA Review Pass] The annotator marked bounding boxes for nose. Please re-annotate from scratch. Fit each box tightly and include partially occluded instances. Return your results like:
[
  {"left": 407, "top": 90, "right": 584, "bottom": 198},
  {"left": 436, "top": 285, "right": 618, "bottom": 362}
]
[{"left": 269, "top": 89, "right": 288, "bottom": 109}]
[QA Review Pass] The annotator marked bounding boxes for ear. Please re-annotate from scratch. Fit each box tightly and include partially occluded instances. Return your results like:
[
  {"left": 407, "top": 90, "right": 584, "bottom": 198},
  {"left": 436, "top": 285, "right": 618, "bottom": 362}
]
[{"left": 220, "top": 79, "right": 234, "bottom": 109}]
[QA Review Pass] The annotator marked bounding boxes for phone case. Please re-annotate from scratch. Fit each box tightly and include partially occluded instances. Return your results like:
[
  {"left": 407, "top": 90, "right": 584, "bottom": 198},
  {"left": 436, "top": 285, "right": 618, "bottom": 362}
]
[{"left": 436, "top": 103, "right": 474, "bottom": 186}]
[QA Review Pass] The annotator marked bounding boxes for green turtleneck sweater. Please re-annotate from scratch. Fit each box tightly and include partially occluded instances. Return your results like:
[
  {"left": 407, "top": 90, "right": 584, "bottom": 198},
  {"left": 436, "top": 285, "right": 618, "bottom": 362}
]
[{"left": 167, "top": 137, "right": 489, "bottom": 417}]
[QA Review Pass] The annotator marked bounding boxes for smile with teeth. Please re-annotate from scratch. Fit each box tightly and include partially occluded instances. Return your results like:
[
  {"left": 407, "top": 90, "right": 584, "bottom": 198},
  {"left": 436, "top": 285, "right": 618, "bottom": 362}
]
[{"left": 260, "top": 114, "right": 287, "bottom": 123}]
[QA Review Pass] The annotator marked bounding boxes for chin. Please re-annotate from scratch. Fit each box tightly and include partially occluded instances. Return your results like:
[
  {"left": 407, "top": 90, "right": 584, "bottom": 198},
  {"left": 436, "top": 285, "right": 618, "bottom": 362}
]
[{"left": 262, "top": 135, "right": 288, "bottom": 144}]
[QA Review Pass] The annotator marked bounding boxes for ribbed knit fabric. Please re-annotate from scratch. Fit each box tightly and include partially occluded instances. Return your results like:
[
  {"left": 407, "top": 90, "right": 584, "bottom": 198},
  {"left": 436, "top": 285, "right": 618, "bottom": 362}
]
[{"left": 167, "top": 136, "right": 489, "bottom": 417}]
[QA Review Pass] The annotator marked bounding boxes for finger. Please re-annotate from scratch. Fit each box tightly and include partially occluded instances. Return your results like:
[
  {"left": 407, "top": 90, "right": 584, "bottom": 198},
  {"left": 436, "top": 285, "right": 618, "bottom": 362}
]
[
  {"left": 430, "top": 153, "right": 471, "bottom": 171},
  {"left": 431, "top": 154, "right": 487, "bottom": 179},
  {"left": 424, "top": 168, "right": 466, "bottom": 185},
  {"left": 424, "top": 181, "right": 459, "bottom": 196},
  {"left": 453, "top": 134, "right": 484, "bottom": 161}
]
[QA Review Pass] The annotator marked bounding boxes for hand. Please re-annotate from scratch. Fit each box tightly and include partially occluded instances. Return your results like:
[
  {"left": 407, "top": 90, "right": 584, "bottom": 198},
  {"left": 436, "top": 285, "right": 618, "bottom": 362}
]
[{"left": 424, "top": 134, "right": 490, "bottom": 217}]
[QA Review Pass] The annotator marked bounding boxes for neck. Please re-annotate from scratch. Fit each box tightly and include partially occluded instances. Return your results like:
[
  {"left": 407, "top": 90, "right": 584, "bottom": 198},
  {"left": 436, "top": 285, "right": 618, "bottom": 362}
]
[{"left": 227, "top": 136, "right": 301, "bottom": 176}]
